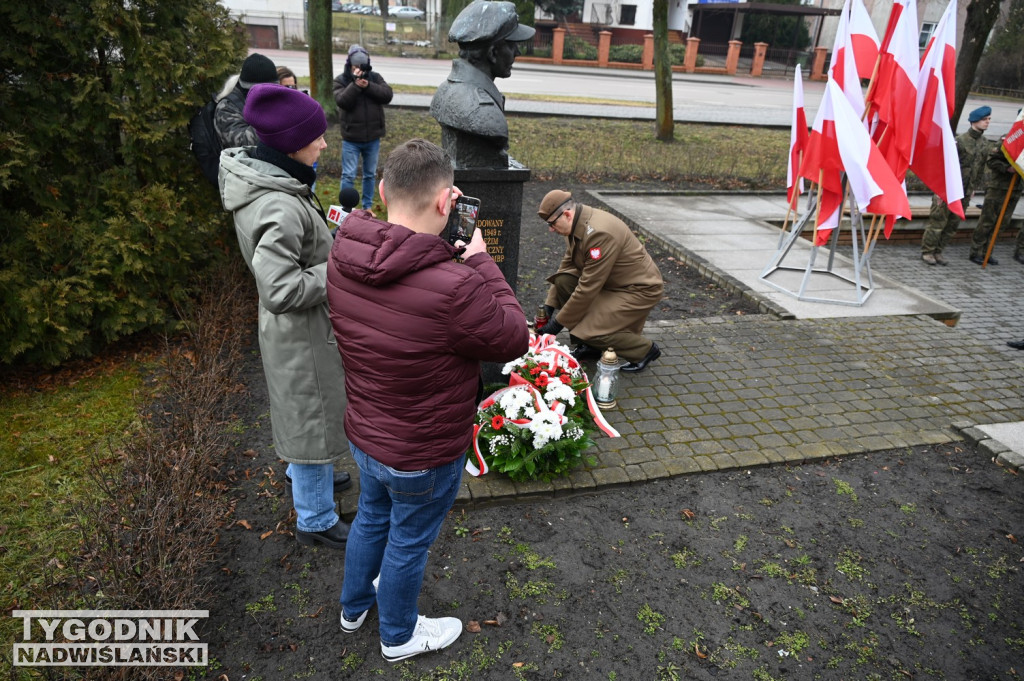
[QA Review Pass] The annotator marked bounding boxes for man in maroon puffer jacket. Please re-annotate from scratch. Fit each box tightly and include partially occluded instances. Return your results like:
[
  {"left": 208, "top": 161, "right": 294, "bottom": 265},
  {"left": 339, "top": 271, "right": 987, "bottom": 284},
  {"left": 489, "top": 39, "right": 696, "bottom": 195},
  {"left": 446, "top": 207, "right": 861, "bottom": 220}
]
[{"left": 326, "top": 138, "right": 529, "bottom": 662}]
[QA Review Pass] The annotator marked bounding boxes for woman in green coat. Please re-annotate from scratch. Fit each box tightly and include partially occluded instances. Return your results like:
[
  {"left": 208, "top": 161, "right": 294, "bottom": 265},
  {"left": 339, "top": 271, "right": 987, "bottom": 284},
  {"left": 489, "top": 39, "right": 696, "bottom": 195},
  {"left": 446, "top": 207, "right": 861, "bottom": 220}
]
[{"left": 219, "top": 84, "right": 351, "bottom": 549}]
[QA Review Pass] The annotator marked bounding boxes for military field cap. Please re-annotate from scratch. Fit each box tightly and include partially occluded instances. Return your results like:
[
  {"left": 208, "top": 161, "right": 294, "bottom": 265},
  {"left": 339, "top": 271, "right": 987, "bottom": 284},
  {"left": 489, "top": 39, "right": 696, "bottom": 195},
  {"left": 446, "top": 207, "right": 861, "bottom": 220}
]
[
  {"left": 538, "top": 189, "right": 572, "bottom": 221},
  {"left": 968, "top": 106, "right": 992, "bottom": 123},
  {"left": 449, "top": 0, "right": 536, "bottom": 46}
]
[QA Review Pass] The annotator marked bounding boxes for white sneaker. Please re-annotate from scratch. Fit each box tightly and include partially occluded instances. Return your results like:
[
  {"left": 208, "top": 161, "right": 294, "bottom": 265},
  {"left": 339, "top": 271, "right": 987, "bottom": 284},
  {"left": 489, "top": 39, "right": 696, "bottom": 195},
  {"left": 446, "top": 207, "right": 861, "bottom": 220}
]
[
  {"left": 381, "top": 615, "right": 462, "bottom": 662},
  {"left": 340, "top": 609, "right": 367, "bottom": 634},
  {"left": 340, "top": 574, "right": 380, "bottom": 634}
]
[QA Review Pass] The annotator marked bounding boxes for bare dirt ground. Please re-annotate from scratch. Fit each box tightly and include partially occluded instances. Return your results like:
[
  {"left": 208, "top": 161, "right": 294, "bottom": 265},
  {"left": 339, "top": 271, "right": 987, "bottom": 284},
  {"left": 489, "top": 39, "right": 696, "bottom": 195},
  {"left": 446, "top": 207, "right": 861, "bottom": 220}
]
[{"left": 199, "top": 183, "right": 1024, "bottom": 681}]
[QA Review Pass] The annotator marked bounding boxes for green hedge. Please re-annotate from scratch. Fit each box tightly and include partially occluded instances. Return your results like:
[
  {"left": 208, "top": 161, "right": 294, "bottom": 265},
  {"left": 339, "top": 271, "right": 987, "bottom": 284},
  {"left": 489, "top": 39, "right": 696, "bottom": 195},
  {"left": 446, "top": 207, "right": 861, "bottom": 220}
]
[{"left": 0, "top": 0, "right": 246, "bottom": 366}]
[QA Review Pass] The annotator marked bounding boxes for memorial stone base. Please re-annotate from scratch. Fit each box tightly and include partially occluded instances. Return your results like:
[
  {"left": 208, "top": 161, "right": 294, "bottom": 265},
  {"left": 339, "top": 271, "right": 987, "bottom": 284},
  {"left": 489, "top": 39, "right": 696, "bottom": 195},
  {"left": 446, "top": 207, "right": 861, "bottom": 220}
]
[{"left": 455, "top": 164, "right": 530, "bottom": 385}]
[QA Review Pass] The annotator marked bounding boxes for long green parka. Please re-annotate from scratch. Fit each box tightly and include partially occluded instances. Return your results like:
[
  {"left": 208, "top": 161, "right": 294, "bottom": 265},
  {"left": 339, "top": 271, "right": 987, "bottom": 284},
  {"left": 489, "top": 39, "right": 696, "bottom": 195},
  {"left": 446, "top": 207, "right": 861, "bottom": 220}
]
[{"left": 219, "top": 147, "right": 346, "bottom": 465}]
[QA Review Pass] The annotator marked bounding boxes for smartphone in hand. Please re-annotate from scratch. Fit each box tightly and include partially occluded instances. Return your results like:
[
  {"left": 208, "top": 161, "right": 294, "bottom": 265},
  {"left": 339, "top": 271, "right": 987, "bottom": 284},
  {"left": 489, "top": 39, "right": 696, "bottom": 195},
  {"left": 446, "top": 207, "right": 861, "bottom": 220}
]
[{"left": 446, "top": 196, "right": 481, "bottom": 246}]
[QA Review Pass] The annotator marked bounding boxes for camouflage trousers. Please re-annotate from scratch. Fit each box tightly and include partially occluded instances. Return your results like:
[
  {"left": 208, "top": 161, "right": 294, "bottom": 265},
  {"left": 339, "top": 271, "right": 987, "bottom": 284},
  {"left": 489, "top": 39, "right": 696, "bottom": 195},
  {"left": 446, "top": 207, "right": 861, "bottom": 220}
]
[
  {"left": 920, "top": 194, "right": 961, "bottom": 256},
  {"left": 970, "top": 183, "right": 1022, "bottom": 259}
]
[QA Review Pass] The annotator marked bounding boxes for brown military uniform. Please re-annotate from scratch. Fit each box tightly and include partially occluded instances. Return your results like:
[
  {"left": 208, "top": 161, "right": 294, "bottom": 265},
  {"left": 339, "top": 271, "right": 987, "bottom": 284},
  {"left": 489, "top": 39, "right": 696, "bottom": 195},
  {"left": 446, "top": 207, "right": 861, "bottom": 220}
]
[{"left": 545, "top": 204, "right": 663, "bottom": 361}]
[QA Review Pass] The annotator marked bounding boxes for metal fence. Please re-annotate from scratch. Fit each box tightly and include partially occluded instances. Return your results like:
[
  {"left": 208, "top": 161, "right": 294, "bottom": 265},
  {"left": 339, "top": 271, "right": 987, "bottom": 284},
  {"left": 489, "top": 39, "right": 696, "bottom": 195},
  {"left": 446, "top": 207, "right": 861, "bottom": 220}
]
[{"left": 759, "top": 47, "right": 812, "bottom": 80}]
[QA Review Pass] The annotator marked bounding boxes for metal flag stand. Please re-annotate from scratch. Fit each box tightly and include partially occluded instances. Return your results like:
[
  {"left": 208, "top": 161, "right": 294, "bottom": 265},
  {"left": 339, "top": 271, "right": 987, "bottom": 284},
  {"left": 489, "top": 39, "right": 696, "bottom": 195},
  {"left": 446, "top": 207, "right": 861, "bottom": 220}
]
[{"left": 759, "top": 181, "right": 875, "bottom": 307}]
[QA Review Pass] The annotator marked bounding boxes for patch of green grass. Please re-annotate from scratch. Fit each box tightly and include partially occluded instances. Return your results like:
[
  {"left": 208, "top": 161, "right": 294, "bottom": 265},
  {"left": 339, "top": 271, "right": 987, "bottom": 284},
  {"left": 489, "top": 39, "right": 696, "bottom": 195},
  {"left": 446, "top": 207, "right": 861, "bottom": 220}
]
[
  {"left": 756, "top": 560, "right": 788, "bottom": 578},
  {"left": 836, "top": 549, "right": 869, "bottom": 582},
  {"left": 245, "top": 593, "right": 277, "bottom": 616},
  {"left": 833, "top": 478, "right": 859, "bottom": 502},
  {"left": 710, "top": 582, "right": 750, "bottom": 609},
  {"left": 774, "top": 630, "right": 810, "bottom": 654},
  {"left": 607, "top": 568, "right": 629, "bottom": 593},
  {"left": 637, "top": 603, "right": 666, "bottom": 634},
  {"left": 899, "top": 502, "right": 917, "bottom": 514},
  {"left": 733, "top": 535, "right": 749, "bottom": 553},
  {"left": 0, "top": 361, "right": 150, "bottom": 648},
  {"left": 512, "top": 542, "right": 557, "bottom": 570},
  {"left": 505, "top": 572, "right": 564, "bottom": 603},
  {"left": 532, "top": 622, "right": 565, "bottom": 652},
  {"left": 670, "top": 547, "right": 701, "bottom": 569}
]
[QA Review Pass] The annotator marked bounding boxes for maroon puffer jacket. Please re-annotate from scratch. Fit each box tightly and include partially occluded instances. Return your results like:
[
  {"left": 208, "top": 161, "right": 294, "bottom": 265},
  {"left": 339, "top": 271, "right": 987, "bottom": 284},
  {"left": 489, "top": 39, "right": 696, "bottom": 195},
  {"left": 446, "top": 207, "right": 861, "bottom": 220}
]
[{"left": 326, "top": 211, "right": 529, "bottom": 470}]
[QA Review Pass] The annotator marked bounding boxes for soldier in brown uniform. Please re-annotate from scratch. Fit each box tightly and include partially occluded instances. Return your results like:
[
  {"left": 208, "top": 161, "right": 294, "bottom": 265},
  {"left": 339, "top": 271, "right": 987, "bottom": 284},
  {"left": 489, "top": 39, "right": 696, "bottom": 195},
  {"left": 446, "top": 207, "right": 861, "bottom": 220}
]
[{"left": 536, "top": 190, "right": 664, "bottom": 373}]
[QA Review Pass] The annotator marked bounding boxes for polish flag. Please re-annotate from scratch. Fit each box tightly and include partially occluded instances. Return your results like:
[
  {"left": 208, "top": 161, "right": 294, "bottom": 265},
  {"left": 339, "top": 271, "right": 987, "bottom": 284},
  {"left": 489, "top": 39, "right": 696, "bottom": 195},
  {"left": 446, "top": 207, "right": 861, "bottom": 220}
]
[
  {"left": 849, "top": 0, "right": 880, "bottom": 81},
  {"left": 878, "top": 0, "right": 908, "bottom": 54},
  {"left": 799, "top": 80, "right": 911, "bottom": 246},
  {"left": 828, "top": 0, "right": 867, "bottom": 118},
  {"left": 787, "top": 65, "right": 809, "bottom": 210},
  {"left": 920, "top": 0, "right": 957, "bottom": 120},
  {"left": 910, "top": 0, "right": 964, "bottom": 218},
  {"left": 865, "top": 0, "right": 918, "bottom": 183},
  {"left": 1002, "top": 108, "right": 1024, "bottom": 177}
]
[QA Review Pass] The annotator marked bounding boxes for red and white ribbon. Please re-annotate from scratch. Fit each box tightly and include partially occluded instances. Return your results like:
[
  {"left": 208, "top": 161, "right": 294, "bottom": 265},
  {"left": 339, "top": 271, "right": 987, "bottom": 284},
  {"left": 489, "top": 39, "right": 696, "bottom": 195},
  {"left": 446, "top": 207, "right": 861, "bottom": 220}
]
[{"left": 466, "top": 336, "right": 620, "bottom": 477}]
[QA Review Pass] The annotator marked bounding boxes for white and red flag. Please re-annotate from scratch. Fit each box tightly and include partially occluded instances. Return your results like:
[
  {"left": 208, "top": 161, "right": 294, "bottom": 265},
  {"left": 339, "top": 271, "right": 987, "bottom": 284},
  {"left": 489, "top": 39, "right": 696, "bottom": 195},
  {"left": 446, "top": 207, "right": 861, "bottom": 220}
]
[
  {"left": 849, "top": 0, "right": 880, "bottom": 80},
  {"left": 910, "top": 0, "right": 964, "bottom": 219},
  {"left": 787, "top": 65, "right": 809, "bottom": 210},
  {"left": 799, "top": 80, "right": 911, "bottom": 246},
  {"left": 865, "top": 0, "right": 918, "bottom": 184},
  {"left": 1002, "top": 109, "right": 1024, "bottom": 177},
  {"left": 920, "top": 0, "right": 956, "bottom": 120},
  {"left": 828, "top": 0, "right": 863, "bottom": 117},
  {"left": 878, "top": 0, "right": 908, "bottom": 54}
]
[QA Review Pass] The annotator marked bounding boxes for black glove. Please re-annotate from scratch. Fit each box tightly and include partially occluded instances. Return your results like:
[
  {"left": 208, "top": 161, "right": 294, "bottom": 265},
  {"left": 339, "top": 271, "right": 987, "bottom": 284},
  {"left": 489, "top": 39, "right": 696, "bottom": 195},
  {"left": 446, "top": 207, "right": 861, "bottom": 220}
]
[
  {"left": 542, "top": 304, "right": 555, "bottom": 318},
  {"left": 538, "top": 318, "right": 564, "bottom": 336}
]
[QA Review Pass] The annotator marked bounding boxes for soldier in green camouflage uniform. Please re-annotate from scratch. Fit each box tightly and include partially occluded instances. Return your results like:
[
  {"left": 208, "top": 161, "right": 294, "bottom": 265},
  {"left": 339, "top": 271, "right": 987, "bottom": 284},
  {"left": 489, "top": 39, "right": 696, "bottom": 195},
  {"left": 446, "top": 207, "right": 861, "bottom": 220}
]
[
  {"left": 969, "top": 136, "right": 1023, "bottom": 265},
  {"left": 921, "top": 106, "right": 991, "bottom": 265}
]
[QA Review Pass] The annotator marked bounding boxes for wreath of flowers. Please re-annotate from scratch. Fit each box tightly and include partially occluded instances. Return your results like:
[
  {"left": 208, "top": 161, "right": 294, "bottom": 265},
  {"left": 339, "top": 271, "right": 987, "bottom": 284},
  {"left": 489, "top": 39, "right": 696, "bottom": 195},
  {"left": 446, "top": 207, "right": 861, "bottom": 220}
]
[{"left": 470, "top": 335, "right": 618, "bottom": 482}]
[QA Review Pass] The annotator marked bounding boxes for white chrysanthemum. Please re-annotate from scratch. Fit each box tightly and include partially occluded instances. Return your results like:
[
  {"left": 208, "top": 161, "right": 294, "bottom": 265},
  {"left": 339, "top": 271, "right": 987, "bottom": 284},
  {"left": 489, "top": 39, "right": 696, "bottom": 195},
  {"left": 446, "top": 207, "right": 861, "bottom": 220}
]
[
  {"left": 501, "top": 352, "right": 530, "bottom": 375},
  {"left": 529, "top": 411, "right": 564, "bottom": 449},
  {"left": 498, "top": 389, "right": 534, "bottom": 420},
  {"left": 542, "top": 379, "right": 576, "bottom": 406}
]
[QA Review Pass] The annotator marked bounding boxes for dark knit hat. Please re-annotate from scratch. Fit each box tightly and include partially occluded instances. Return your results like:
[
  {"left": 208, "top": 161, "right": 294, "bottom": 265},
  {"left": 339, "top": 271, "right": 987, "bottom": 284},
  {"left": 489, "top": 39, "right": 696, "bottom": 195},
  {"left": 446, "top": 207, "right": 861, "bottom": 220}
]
[
  {"left": 244, "top": 84, "right": 327, "bottom": 154},
  {"left": 968, "top": 106, "right": 992, "bottom": 123},
  {"left": 239, "top": 53, "right": 278, "bottom": 89},
  {"left": 538, "top": 189, "right": 572, "bottom": 221}
]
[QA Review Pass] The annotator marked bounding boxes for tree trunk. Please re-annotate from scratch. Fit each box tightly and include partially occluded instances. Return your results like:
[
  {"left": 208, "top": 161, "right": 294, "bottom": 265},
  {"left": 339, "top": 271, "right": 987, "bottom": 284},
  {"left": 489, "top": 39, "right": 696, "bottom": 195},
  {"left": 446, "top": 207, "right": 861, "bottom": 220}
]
[
  {"left": 308, "top": 0, "right": 336, "bottom": 116},
  {"left": 653, "top": 0, "right": 674, "bottom": 141},
  {"left": 952, "top": 0, "right": 1001, "bottom": 129}
]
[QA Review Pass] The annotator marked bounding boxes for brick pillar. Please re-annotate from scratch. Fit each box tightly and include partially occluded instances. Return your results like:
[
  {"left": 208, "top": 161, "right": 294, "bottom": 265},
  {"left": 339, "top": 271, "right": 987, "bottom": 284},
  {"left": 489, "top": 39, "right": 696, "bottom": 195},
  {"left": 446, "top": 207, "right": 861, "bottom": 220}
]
[
  {"left": 684, "top": 37, "right": 700, "bottom": 73},
  {"left": 810, "top": 46, "right": 828, "bottom": 81},
  {"left": 751, "top": 42, "right": 768, "bottom": 77},
  {"left": 552, "top": 27, "right": 566, "bottom": 65},
  {"left": 726, "top": 40, "right": 742, "bottom": 75},
  {"left": 598, "top": 30, "right": 612, "bottom": 67},
  {"left": 642, "top": 34, "right": 654, "bottom": 70}
]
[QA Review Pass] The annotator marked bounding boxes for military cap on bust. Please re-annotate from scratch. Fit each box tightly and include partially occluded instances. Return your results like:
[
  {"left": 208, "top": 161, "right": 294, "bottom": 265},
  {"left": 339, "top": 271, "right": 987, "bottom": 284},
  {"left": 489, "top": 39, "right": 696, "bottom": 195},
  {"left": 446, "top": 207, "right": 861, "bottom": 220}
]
[
  {"left": 968, "top": 106, "right": 991, "bottom": 123},
  {"left": 449, "top": 0, "right": 536, "bottom": 45}
]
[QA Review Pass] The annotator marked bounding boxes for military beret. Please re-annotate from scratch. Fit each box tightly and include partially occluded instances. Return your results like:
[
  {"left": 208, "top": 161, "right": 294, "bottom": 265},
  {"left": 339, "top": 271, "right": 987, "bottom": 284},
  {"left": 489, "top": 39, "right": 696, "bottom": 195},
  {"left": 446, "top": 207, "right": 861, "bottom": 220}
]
[
  {"left": 538, "top": 189, "right": 572, "bottom": 221},
  {"left": 968, "top": 106, "right": 992, "bottom": 123},
  {"left": 449, "top": 0, "right": 536, "bottom": 46}
]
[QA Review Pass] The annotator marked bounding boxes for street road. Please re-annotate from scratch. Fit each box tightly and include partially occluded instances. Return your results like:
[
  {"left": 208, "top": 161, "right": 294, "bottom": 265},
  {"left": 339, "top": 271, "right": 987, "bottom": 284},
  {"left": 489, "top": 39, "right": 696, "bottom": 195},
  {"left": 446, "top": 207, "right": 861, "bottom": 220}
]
[{"left": 258, "top": 48, "right": 1021, "bottom": 133}]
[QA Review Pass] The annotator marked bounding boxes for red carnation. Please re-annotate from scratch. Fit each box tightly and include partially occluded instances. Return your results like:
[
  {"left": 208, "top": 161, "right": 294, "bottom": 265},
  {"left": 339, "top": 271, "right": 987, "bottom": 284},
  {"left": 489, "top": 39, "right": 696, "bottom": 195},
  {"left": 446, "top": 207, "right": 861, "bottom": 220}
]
[
  {"left": 534, "top": 374, "right": 550, "bottom": 388},
  {"left": 560, "top": 374, "right": 572, "bottom": 384},
  {"left": 491, "top": 415, "right": 505, "bottom": 430}
]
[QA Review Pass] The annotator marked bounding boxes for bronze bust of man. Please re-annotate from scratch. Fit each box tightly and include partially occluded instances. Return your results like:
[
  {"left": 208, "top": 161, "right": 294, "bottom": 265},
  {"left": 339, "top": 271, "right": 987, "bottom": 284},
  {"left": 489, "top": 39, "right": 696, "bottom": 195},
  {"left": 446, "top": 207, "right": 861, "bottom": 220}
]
[{"left": 430, "top": 0, "right": 535, "bottom": 169}]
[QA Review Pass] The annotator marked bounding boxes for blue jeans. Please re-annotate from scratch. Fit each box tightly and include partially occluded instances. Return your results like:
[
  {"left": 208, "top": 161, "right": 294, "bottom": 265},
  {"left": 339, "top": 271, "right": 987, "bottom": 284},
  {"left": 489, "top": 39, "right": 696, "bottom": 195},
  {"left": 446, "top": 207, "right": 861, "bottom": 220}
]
[
  {"left": 286, "top": 463, "right": 338, "bottom": 532},
  {"left": 341, "top": 139, "right": 380, "bottom": 210},
  {"left": 340, "top": 442, "right": 464, "bottom": 647}
]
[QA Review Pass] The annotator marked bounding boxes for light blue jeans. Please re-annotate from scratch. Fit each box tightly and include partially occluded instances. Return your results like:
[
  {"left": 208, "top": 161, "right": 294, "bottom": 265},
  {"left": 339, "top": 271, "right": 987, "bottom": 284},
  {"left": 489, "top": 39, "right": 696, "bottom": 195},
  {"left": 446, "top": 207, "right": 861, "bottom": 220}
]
[
  {"left": 341, "top": 138, "right": 380, "bottom": 210},
  {"left": 340, "top": 442, "right": 464, "bottom": 647},
  {"left": 286, "top": 463, "right": 338, "bottom": 532}
]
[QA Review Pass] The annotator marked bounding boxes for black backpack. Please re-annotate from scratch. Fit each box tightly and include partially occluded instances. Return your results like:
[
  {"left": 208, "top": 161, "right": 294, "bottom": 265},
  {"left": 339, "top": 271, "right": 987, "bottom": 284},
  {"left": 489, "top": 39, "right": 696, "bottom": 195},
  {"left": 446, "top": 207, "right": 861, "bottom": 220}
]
[{"left": 188, "top": 98, "right": 222, "bottom": 186}]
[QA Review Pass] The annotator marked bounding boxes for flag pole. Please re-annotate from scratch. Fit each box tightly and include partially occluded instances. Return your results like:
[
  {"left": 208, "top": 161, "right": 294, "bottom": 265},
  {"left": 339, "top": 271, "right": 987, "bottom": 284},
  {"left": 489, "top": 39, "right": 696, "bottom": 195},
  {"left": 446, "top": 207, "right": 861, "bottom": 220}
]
[
  {"left": 861, "top": 54, "right": 883, "bottom": 122},
  {"left": 812, "top": 170, "right": 824, "bottom": 245},
  {"left": 982, "top": 174, "right": 1019, "bottom": 268}
]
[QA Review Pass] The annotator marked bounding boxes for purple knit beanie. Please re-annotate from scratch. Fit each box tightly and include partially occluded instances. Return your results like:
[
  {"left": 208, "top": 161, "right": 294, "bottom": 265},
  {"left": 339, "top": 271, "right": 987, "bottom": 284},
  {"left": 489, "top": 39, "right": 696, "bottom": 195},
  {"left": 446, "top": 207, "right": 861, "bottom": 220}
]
[{"left": 243, "top": 83, "right": 327, "bottom": 154}]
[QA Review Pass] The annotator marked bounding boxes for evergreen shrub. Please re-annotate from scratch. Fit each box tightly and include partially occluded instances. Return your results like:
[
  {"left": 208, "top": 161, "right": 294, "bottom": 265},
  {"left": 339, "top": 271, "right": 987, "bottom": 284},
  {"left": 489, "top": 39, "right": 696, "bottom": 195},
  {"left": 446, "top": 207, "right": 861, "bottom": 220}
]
[{"left": 0, "top": 0, "right": 247, "bottom": 366}]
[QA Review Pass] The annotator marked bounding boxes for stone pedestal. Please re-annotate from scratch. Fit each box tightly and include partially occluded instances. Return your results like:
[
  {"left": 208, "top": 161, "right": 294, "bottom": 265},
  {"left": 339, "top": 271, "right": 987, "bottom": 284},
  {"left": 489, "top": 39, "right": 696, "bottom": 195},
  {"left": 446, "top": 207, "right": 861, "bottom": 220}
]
[
  {"left": 454, "top": 163, "right": 530, "bottom": 293},
  {"left": 455, "top": 162, "right": 530, "bottom": 385}
]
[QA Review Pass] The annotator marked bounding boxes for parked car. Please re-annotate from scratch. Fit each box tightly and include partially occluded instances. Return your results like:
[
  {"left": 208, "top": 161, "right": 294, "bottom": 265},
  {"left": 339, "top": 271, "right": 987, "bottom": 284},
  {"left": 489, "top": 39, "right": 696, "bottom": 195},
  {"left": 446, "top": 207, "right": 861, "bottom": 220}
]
[
  {"left": 389, "top": 5, "right": 425, "bottom": 19},
  {"left": 331, "top": 0, "right": 343, "bottom": 11}
]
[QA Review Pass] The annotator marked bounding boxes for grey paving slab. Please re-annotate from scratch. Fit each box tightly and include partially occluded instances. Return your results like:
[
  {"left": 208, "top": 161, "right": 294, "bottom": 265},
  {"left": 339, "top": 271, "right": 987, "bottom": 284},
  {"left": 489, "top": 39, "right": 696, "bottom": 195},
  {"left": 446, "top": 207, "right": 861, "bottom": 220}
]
[{"left": 594, "top": 190, "right": 959, "bottom": 323}]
